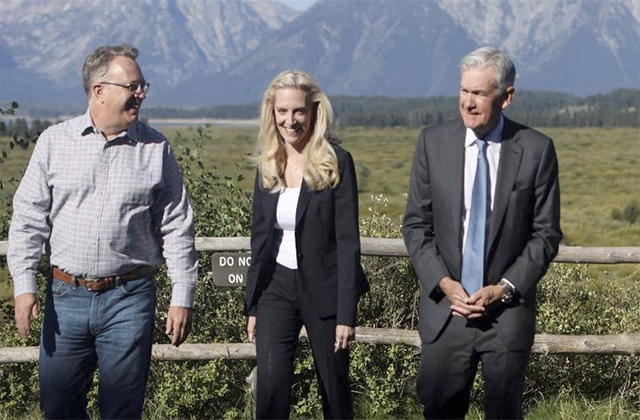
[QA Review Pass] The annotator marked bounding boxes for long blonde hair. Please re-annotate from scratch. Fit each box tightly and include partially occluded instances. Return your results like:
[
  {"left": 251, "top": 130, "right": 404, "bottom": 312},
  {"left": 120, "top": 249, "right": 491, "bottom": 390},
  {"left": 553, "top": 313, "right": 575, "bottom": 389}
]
[{"left": 253, "top": 70, "right": 340, "bottom": 192}]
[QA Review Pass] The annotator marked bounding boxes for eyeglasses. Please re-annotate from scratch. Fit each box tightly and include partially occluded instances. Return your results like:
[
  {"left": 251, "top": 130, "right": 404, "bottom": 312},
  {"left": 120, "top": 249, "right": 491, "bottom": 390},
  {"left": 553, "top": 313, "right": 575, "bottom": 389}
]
[{"left": 100, "top": 81, "right": 150, "bottom": 94}]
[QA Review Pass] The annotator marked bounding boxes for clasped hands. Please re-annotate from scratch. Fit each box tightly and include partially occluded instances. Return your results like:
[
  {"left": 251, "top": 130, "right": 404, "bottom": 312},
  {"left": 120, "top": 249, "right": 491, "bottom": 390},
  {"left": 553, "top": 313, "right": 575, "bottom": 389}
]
[{"left": 439, "top": 276, "right": 503, "bottom": 319}]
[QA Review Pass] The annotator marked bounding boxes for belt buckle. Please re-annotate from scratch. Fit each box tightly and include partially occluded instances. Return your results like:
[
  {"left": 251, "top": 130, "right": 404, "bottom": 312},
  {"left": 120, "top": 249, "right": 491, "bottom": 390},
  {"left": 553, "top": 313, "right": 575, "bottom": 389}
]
[{"left": 84, "top": 278, "right": 101, "bottom": 292}]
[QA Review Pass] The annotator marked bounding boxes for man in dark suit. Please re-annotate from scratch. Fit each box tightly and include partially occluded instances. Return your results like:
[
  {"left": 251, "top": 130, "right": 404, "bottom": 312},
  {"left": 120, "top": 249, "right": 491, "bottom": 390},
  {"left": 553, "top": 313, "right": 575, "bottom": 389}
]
[{"left": 402, "top": 46, "right": 562, "bottom": 419}]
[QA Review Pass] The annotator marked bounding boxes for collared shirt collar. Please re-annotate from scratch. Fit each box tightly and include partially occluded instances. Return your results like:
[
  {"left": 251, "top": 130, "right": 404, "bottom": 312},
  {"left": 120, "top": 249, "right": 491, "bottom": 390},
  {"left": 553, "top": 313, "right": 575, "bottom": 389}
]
[
  {"left": 80, "top": 109, "right": 97, "bottom": 137},
  {"left": 80, "top": 108, "right": 140, "bottom": 143},
  {"left": 464, "top": 114, "right": 504, "bottom": 148},
  {"left": 125, "top": 121, "right": 141, "bottom": 143}
]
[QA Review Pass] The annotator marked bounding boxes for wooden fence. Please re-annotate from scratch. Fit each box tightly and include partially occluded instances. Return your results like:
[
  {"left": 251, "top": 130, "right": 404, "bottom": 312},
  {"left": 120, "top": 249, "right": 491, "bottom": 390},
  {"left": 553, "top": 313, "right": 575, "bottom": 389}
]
[{"left": 1, "top": 238, "right": 639, "bottom": 364}]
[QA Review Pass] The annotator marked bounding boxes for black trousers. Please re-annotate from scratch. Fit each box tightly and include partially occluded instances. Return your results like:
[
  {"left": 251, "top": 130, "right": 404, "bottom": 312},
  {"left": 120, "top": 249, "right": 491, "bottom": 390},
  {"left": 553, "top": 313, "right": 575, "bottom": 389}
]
[
  {"left": 417, "top": 315, "right": 531, "bottom": 420},
  {"left": 256, "top": 264, "right": 352, "bottom": 419}
]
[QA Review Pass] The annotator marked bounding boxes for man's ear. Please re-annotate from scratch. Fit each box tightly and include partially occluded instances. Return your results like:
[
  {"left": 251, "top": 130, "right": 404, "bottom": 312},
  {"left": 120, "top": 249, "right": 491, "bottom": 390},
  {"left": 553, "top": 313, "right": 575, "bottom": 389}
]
[
  {"left": 501, "top": 86, "right": 515, "bottom": 110},
  {"left": 92, "top": 84, "right": 105, "bottom": 103}
]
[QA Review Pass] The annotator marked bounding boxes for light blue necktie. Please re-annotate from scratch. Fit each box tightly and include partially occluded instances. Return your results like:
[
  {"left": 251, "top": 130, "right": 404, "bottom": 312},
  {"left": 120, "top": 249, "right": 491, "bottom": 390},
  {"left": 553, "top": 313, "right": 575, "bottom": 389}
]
[{"left": 461, "top": 139, "right": 488, "bottom": 294}]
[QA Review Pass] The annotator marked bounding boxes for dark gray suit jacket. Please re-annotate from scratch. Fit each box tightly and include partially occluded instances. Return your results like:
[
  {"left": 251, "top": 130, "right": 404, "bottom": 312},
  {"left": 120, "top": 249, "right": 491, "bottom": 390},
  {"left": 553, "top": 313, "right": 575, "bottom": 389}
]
[{"left": 402, "top": 117, "right": 562, "bottom": 351}]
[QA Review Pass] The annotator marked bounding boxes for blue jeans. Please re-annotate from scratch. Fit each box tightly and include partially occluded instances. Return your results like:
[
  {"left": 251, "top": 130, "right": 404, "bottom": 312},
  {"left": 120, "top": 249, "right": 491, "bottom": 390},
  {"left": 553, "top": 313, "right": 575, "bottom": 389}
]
[{"left": 39, "top": 274, "right": 156, "bottom": 420}]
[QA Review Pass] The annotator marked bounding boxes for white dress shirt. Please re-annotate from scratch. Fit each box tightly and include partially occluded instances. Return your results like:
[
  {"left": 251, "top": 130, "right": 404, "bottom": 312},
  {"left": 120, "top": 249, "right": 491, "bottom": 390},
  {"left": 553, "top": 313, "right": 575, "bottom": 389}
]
[
  {"left": 461, "top": 114, "right": 516, "bottom": 290},
  {"left": 462, "top": 115, "right": 503, "bottom": 251}
]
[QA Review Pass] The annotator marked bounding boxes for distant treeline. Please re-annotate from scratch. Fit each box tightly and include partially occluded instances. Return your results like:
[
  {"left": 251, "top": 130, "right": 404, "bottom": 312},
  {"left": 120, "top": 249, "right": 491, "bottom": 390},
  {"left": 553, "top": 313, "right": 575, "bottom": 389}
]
[
  {"left": 2, "top": 118, "right": 57, "bottom": 139},
  {"left": 142, "top": 89, "right": 639, "bottom": 128},
  {"left": 331, "top": 89, "right": 639, "bottom": 128},
  {"left": 143, "top": 103, "right": 260, "bottom": 121},
  {"left": 4, "top": 89, "right": 638, "bottom": 136}
]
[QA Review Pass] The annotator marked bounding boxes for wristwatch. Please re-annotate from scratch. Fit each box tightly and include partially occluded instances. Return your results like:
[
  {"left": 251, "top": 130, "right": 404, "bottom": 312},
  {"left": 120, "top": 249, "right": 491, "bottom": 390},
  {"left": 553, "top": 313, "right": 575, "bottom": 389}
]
[{"left": 499, "top": 279, "right": 514, "bottom": 304}]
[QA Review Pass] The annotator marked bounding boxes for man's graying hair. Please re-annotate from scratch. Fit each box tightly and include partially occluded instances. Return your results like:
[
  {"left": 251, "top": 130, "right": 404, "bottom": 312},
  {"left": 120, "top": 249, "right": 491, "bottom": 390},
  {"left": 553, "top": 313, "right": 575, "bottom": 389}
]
[
  {"left": 82, "top": 43, "right": 139, "bottom": 97},
  {"left": 460, "top": 46, "right": 516, "bottom": 93}
]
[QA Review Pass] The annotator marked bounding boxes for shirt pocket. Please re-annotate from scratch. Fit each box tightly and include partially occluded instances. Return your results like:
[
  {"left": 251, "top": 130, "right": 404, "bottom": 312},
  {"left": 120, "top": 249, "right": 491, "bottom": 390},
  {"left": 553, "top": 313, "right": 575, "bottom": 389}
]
[{"left": 110, "top": 167, "right": 159, "bottom": 208}]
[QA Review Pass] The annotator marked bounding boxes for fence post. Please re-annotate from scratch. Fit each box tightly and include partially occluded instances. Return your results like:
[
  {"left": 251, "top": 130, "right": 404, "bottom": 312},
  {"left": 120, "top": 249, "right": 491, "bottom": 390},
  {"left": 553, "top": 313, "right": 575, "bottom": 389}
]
[{"left": 246, "top": 366, "right": 258, "bottom": 418}]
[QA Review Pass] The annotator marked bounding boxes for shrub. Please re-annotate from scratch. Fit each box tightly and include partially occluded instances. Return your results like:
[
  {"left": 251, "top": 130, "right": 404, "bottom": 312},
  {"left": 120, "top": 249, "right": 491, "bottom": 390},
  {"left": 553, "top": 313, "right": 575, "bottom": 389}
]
[
  {"left": 612, "top": 208, "right": 623, "bottom": 221},
  {"left": 144, "top": 126, "right": 254, "bottom": 418},
  {"left": 524, "top": 263, "right": 640, "bottom": 411},
  {"left": 624, "top": 200, "right": 639, "bottom": 224},
  {"left": 611, "top": 200, "right": 639, "bottom": 224}
]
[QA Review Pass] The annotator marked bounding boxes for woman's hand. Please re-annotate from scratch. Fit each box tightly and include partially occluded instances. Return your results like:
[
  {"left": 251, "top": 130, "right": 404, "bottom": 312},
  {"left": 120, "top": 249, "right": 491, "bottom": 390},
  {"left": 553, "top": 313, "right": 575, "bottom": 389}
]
[
  {"left": 246, "top": 315, "right": 257, "bottom": 344},
  {"left": 334, "top": 324, "right": 355, "bottom": 353}
]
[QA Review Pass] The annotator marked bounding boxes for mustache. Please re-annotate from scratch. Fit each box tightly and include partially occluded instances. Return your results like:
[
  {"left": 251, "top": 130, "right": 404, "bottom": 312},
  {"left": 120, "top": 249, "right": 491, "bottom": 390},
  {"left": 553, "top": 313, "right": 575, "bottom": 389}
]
[{"left": 124, "top": 96, "right": 141, "bottom": 111}]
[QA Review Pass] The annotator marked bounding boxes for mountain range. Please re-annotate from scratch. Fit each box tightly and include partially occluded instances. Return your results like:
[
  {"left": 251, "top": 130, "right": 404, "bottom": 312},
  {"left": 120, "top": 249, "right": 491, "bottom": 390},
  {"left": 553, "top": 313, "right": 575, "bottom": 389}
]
[{"left": 1, "top": 0, "right": 638, "bottom": 107}]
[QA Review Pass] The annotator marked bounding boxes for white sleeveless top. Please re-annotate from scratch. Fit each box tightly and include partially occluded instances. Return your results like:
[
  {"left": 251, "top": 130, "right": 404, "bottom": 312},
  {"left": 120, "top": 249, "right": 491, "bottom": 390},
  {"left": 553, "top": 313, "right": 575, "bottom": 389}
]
[{"left": 273, "top": 187, "right": 300, "bottom": 269}]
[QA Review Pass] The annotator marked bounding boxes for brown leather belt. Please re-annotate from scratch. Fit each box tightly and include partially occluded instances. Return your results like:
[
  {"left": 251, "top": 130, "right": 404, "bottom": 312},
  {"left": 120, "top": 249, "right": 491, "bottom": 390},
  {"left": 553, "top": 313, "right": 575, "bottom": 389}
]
[{"left": 52, "top": 266, "right": 155, "bottom": 292}]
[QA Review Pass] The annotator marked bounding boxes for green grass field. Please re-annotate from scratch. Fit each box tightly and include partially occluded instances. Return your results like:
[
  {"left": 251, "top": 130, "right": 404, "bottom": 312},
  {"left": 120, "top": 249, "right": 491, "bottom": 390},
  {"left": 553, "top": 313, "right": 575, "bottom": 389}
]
[
  {"left": 2, "top": 125, "right": 639, "bottom": 247},
  {"left": 161, "top": 125, "right": 640, "bottom": 247}
]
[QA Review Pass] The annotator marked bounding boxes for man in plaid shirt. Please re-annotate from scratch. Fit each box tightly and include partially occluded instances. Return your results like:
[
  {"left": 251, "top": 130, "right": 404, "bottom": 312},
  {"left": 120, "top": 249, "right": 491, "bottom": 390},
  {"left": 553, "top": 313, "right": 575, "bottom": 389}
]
[{"left": 8, "top": 43, "right": 198, "bottom": 419}]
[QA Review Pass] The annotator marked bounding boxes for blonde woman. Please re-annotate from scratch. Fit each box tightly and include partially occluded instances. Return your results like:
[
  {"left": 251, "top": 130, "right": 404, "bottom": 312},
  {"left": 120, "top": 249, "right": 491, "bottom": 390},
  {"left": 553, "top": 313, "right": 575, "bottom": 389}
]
[{"left": 245, "top": 70, "right": 368, "bottom": 419}]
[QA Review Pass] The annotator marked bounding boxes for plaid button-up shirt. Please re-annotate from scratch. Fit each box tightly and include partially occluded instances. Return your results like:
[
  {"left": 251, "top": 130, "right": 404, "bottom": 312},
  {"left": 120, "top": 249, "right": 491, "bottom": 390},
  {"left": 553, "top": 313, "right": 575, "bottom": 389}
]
[{"left": 8, "top": 110, "right": 198, "bottom": 307}]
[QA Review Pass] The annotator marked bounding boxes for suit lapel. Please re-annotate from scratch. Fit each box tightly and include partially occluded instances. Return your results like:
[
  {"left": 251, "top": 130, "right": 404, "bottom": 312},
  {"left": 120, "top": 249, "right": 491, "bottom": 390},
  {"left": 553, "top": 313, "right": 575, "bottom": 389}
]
[
  {"left": 488, "top": 118, "right": 523, "bottom": 252},
  {"left": 261, "top": 187, "right": 279, "bottom": 228},
  {"left": 447, "top": 123, "right": 466, "bottom": 249},
  {"left": 296, "top": 179, "right": 313, "bottom": 227}
]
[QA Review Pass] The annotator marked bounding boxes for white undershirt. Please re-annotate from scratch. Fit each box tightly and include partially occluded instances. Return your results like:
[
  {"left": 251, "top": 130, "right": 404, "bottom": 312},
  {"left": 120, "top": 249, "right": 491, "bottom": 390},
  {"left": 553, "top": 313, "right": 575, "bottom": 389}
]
[{"left": 273, "top": 187, "right": 300, "bottom": 269}]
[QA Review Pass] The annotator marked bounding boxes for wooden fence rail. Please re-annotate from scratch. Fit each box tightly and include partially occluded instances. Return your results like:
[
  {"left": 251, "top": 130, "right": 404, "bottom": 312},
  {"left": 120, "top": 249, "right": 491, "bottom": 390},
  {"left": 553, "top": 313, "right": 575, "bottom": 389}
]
[
  {"left": 2, "top": 238, "right": 640, "bottom": 263},
  {"left": 1, "top": 238, "right": 639, "bottom": 363},
  {"left": 198, "top": 238, "right": 640, "bottom": 263},
  {"left": 1, "top": 328, "right": 639, "bottom": 364}
]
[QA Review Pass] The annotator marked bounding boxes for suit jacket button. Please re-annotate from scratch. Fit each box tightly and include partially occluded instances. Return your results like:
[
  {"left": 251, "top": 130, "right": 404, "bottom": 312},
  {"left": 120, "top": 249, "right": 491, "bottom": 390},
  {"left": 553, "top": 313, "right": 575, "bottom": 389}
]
[{"left": 298, "top": 254, "right": 303, "bottom": 261}]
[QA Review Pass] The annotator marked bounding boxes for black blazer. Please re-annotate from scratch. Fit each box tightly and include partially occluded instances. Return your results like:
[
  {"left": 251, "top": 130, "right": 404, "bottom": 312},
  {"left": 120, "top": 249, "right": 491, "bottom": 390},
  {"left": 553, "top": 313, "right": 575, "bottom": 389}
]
[
  {"left": 402, "top": 117, "right": 562, "bottom": 351},
  {"left": 245, "top": 143, "right": 369, "bottom": 326}
]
